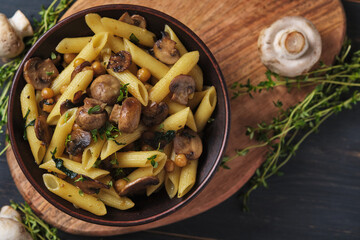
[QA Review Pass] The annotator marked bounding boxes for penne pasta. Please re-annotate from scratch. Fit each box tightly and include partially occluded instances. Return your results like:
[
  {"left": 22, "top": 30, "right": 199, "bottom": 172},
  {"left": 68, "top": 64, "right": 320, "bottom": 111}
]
[
  {"left": 82, "top": 136, "right": 106, "bottom": 170},
  {"left": 146, "top": 170, "right": 166, "bottom": 196},
  {"left": 165, "top": 165, "right": 181, "bottom": 199},
  {"left": 43, "top": 174, "right": 107, "bottom": 216},
  {"left": 98, "top": 188, "right": 135, "bottom": 210},
  {"left": 194, "top": 86, "right": 217, "bottom": 132},
  {"left": 177, "top": 159, "right": 198, "bottom": 198},
  {"left": 85, "top": 13, "right": 107, "bottom": 34},
  {"left": 161, "top": 107, "right": 197, "bottom": 132},
  {"left": 55, "top": 36, "right": 92, "bottom": 54},
  {"left": 114, "top": 151, "right": 166, "bottom": 168}
]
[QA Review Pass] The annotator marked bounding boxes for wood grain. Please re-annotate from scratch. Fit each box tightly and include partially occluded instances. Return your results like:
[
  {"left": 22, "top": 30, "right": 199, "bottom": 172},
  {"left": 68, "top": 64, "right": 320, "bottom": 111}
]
[{"left": 7, "top": 0, "right": 345, "bottom": 236}]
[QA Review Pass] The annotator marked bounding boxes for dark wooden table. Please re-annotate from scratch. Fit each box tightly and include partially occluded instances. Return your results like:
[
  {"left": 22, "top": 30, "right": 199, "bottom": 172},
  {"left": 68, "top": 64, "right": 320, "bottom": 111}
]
[{"left": 1, "top": 0, "right": 360, "bottom": 239}]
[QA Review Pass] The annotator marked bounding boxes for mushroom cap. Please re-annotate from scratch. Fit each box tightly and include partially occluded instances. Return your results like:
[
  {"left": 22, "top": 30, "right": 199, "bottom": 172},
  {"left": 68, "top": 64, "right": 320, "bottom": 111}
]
[
  {"left": 169, "top": 75, "right": 195, "bottom": 105},
  {"left": 118, "top": 97, "right": 142, "bottom": 133},
  {"left": 74, "top": 175, "right": 109, "bottom": 194},
  {"left": 71, "top": 61, "right": 92, "bottom": 80},
  {"left": 119, "top": 12, "right": 147, "bottom": 29},
  {"left": 153, "top": 34, "right": 180, "bottom": 64},
  {"left": 90, "top": 74, "right": 121, "bottom": 105},
  {"left": 75, "top": 98, "right": 107, "bottom": 131},
  {"left": 0, "top": 13, "right": 24, "bottom": 58},
  {"left": 109, "top": 104, "right": 122, "bottom": 124},
  {"left": 34, "top": 115, "right": 52, "bottom": 146},
  {"left": 258, "top": 16, "right": 322, "bottom": 77},
  {"left": 107, "top": 51, "right": 132, "bottom": 73},
  {"left": 173, "top": 129, "right": 203, "bottom": 160},
  {"left": 118, "top": 176, "right": 159, "bottom": 196},
  {"left": 0, "top": 218, "right": 32, "bottom": 240},
  {"left": 23, "top": 57, "right": 59, "bottom": 90},
  {"left": 0, "top": 206, "right": 21, "bottom": 222},
  {"left": 66, "top": 128, "right": 92, "bottom": 156},
  {"left": 141, "top": 101, "right": 169, "bottom": 127}
]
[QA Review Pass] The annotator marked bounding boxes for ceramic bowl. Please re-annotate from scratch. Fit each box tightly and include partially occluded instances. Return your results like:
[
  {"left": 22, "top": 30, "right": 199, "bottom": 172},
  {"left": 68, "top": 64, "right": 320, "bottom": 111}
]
[{"left": 8, "top": 4, "right": 230, "bottom": 226}]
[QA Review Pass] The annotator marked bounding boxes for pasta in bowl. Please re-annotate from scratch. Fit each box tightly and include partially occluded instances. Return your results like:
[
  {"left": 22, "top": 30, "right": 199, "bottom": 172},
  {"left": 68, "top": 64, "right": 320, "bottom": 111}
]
[{"left": 9, "top": 5, "right": 230, "bottom": 226}]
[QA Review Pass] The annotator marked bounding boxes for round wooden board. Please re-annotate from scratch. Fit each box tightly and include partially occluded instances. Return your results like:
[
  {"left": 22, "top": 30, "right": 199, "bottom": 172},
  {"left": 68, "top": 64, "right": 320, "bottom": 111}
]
[{"left": 7, "top": 0, "right": 346, "bottom": 236}]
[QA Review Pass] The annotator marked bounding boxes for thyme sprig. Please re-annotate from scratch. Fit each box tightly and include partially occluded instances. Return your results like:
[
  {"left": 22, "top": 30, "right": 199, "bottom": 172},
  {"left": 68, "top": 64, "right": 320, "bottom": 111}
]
[
  {"left": 0, "top": 0, "right": 73, "bottom": 153},
  {"left": 223, "top": 43, "right": 360, "bottom": 210}
]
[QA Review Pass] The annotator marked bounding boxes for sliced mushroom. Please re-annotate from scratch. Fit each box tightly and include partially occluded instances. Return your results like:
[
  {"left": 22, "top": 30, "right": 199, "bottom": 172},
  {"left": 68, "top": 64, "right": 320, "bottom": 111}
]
[
  {"left": 169, "top": 75, "right": 195, "bottom": 105},
  {"left": 107, "top": 51, "right": 132, "bottom": 73},
  {"left": 258, "top": 16, "right": 322, "bottom": 77},
  {"left": 75, "top": 98, "right": 107, "bottom": 131},
  {"left": 173, "top": 129, "right": 203, "bottom": 160},
  {"left": 74, "top": 175, "right": 109, "bottom": 195},
  {"left": 142, "top": 101, "right": 169, "bottom": 126},
  {"left": 153, "top": 33, "right": 180, "bottom": 64},
  {"left": 118, "top": 97, "right": 142, "bottom": 133},
  {"left": 118, "top": 176, "right": 159, "bottom": 196},
  {"left": 70, "top": 61, "right": 91, "bottom": 80},
  {"left": 59, "top": 91, "right": 87, "bottom": 115},
  {"left": 66, "top": 128, "right": 92, "bottom": 156},
  {"left": 60, "top": 100, "right": 75, "bottom": 115},
  {"left": 23, "top": 57, "right": 59, "bottom": 90},
  {"left": 109, "top": 104, "right": 122, "bottom": 124},
  {"left": 34, "top": 115, "right": 52, "bottom": 146},
  {"left": 119, "top": 12, "right": 146, "bottom": 29},
  {"left": 90, "top": 74, "right": 121, "bottom": 105}
]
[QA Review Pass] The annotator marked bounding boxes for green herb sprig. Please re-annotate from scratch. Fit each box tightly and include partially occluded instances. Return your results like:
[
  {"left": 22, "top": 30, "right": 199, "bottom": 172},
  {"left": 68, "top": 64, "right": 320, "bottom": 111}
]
[{"left": 223, "top": 42, "right": 360, "bottom": 210}]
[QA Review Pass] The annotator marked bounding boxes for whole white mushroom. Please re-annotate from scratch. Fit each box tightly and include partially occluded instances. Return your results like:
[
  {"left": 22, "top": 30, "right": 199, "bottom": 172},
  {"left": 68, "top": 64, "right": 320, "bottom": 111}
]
[
  {"left": 0, "top": 205, "right": 32, "bottom": 240},
  {"left": 0, "top": 10, "right": 33, "bottom": 59},
  {"left": 258, "top": 16, "right": 322, "bottom": 77}
]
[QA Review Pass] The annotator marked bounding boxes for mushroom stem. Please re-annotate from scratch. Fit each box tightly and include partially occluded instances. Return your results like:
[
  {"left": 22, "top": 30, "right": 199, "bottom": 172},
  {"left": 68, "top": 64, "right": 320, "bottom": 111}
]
[
  {"left": 8, "top": 10, "right": 33, "bottom": 39},
  {"left": 274, "top": 29, "right": 308, "bottom": 59}
]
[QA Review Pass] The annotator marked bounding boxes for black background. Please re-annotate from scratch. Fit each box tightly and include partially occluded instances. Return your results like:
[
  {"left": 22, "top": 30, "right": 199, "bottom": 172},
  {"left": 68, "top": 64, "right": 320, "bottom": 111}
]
[{"left": 0, "top": 0, "right": 359, "bottom": 239}]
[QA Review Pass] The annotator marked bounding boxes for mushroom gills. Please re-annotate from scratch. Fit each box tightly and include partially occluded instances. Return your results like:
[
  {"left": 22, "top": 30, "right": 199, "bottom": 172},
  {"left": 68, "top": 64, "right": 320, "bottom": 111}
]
[
  {"left": 74, "top": 175, "right": 109, "bottom": 194},
  {"left": 153, "top": 33, "right": 180, "bottom": 64},
  {"left": 173, "top": 128, "right": 203, "bottom": 160},
  {"left": 169, "top": 74, "right": 196, "bottom": 105}
]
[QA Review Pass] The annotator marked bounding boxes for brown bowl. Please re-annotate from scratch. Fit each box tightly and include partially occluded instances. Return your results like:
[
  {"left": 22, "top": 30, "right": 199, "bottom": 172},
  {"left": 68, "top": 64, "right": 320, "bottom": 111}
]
[{"left": 8, "top": 4, "right": 230, "bottom": 226}]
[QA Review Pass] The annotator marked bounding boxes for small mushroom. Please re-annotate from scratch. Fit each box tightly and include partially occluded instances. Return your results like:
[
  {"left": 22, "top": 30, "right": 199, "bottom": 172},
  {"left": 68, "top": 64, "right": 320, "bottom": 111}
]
[
  {"left": 173, "top": 129, "right": 203, "bottom": 160},
  {"left": 153, "top": 33, "right": 180, "bottom": 64},
  {"left": 169, "top": 75, "right": 195, "bottom": 105},
  {"left": 107, "top": 51, "right": 132, "bottom": 73},
  {"left": 142, "top": 101, "right": 169, "bottom": 126},
  {"left": 66, "top": 128, "right": 92, "bottom": 156},
  {"left": 74, "top": 175, "right": 109, "bottom": 194},
  {"left": 0, "top": 10, "right": 33, "bottom": 59},
  {"left": 0, "top": 205, "right": 32, "bottom": 240},
  {"left": 119, "top": 12, "right": 146, "bottom": 29},
  {"left": 258, "top": 16, "right": 322, "bottom": 77},
  {"left": 118, "top": 97, "right": 142, "bottom": 133},
  {"left": 75, "top": 98, "right": 107, "bottom": 131},
  {"left": 23, "top": 57, "right": 59, "bottom": 90},
  {"left": 109, "top": 104, "right": 122, "bottom": 124},
  {"left": 90, "top": 74, "right": 121, "bottom": 105},
  {"left": 71, "top": 61, "right": 92, "bottom": 80},
  {"left": 34, "top": 115, "right": 52, "bottom": 146},
  {"left": 117, "top": 176, "right": 159, "bottom": 196},
  {"left": 59, "top": 91, "right": 87, "bottom": 115}
]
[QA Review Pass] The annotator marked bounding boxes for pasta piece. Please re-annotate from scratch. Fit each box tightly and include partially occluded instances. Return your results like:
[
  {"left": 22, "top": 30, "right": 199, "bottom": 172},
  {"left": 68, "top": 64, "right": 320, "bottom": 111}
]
[
  {"left": 149, "top": 51, "right": 199, "bottom": 103},
  {"left": 100, "top": 124, "right": 146, "bottom": 160},
  {"left": 55, "top": 37, "right": 92, "bottom": 54},
  {"left": 161, "top": 107, "right": 197, "bottom": 132},
  {"left": 165, "top": 165, "right": 181, "bottom": 199},
  {"left": 114, "top": 151, "right": 166, "bottom": 168},
  {"left": 20, "top": 84, "right": 46, "bottom": 164},
  {"left": 98, "top": 188, "right": 134, "bottom": 210},
  {"left": 108, "top": 35, "right": 125, "bottom": 52},
  {"left": 50, "top": 32, "right": 108, "bottom": 95},
  {"left": 177, "top": 159, "right": 198, "bottom": 198},
  {"left": 127, "top": 166, "right": 154, "bottom": 182},
  {"left": 194, "top": 86, "right": 217, "bottom": 132},
  {"left": 82, "top": 136, "right": 106, "bottom": 170},
  {"left": 47, "top": 69, "right": 93, "bottom": 125},
  {"left": 43, "top": 108, "right": 77, "bottom": 162},
  {"left": 40, "top": 157, "right": 109, "bottom": 179},
  {"left": 188, "top": 89, "right": 209, "bottom": 110},
  {"left": 43, "top": 174, "right": 106, "bottom": 216},
  {"left": 164, "top": 97, "right": 187, "bottom": 114},
  {"left": 85, "top": 13, "right": 107, "bottom": 33},
  {"left": 101, "top": 17, "right": 156, "bottom": 47},
  {"left": 146, "top": 170, "right": 166, "bottom": 196},
  {"left": 165, "top": 25, "right": 203, "bottom": 91},
  {"left": 123, "top": 39, "right": 169, "bottom": 79}
]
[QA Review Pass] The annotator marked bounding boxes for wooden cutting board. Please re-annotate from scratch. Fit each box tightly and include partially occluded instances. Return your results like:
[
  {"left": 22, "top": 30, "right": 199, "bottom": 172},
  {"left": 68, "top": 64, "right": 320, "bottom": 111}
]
[{"left": 7, "top": 0, "right": 345, "bottom": 236}]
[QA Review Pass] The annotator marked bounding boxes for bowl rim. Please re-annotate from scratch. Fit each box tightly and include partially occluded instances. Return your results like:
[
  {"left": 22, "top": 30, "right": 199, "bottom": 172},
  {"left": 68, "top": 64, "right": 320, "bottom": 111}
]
[{"left": 8, "top": 4, "right": 230, "bottom": 226}]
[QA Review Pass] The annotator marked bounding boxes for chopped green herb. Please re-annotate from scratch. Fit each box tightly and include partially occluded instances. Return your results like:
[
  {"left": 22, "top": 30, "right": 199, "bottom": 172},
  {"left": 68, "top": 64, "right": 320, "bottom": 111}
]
[
  {"left": 110, "top": 156, "right": 118, "bottom": 165},
  {"left": 90, "top": 129, "right": 98, "bottom": 142},
  {"left": 88, "top": 105, "right": 101, "bottom": 114},
  {"left": 64, "top": 111, "right": 69, "bottom": 123},
  {"left": 46, "top": 71, "right": 54, "bottom": 76},
  {"left": 123, "top": 177, "right": 130, "bottom": 182},
  {"left": 74, "top": 175, "right": 85, "bottom": 182},
  {"left": 23, "top": 119, "right": 35, "bottom": 140},
  {"left": 129, "top": 33, "right": 139, "bottom": 44},
  {"left": 51, "top": 148, "right": 78, "bottom": 179},
  {"left": 78, "top": 190, "right": 84, "bottom": 196},
  {"left": 117, "top": 83, "right": 129, "bottom": 103},
  {"left": 65, "top": 134, "right": 71, "bottom": 147},
  {"left": 50, "top": 52, "right": 57, "bottom": 60},
  {"left": 158, "top": 123, "right": 164, "bottom": 130},
  {"left": 100, "top": 122, "right": 126, "bottom": 145},
  {"left": 207, "top": 117, "right": 215, "bottom": 123},
  {"left": 114, "top": 168, "right": 125, "bottom": 177},
  {"left": 154, "top": 130, "right": 176, "bottom": 144},
  {"left": 148, "top": 155, "right": 158, "bottom": 168},
  {"left": 93, "top": 158, "right": 101, "bottom": 168},
  {"left": 108, "top": 180, "right": 113, "bottom": 187}
]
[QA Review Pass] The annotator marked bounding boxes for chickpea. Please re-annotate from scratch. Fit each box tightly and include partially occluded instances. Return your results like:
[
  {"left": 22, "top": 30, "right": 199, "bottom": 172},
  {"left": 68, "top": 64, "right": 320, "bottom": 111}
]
[
  {"left": 141, "top": 144, "right": 154, "bottom": 151},
  {"left": 60, "top": 84, "right": 68, "bottom": 94},
  {"left": 137, "top": 68, "right": 151, "bottom": 82},
  {"left": 114, "top": 179, "right": 128, "bottom": 193},
  {"left": 41, "top": 87, "right": 54, "bottom": 99},
  {"left": 165, "top": 160, "right": 175, "bottom": 173},
  {"left": 174, "top": 154, "right": 187, "bottom": 167},
  {"left": 42, "top": 98, "right": 55, "bottom": 113},
  {"left": 74, "top": 58, "right": 85, "bottom": 67},
  {"left": 72, "top": 123, "right": 82, "bottom": 131},
  {"left": 92, "top": 60, "right": 106, "bottom": 75},
  {"left": 63, "top": 53, "right": 77, "bottom": 64}
]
